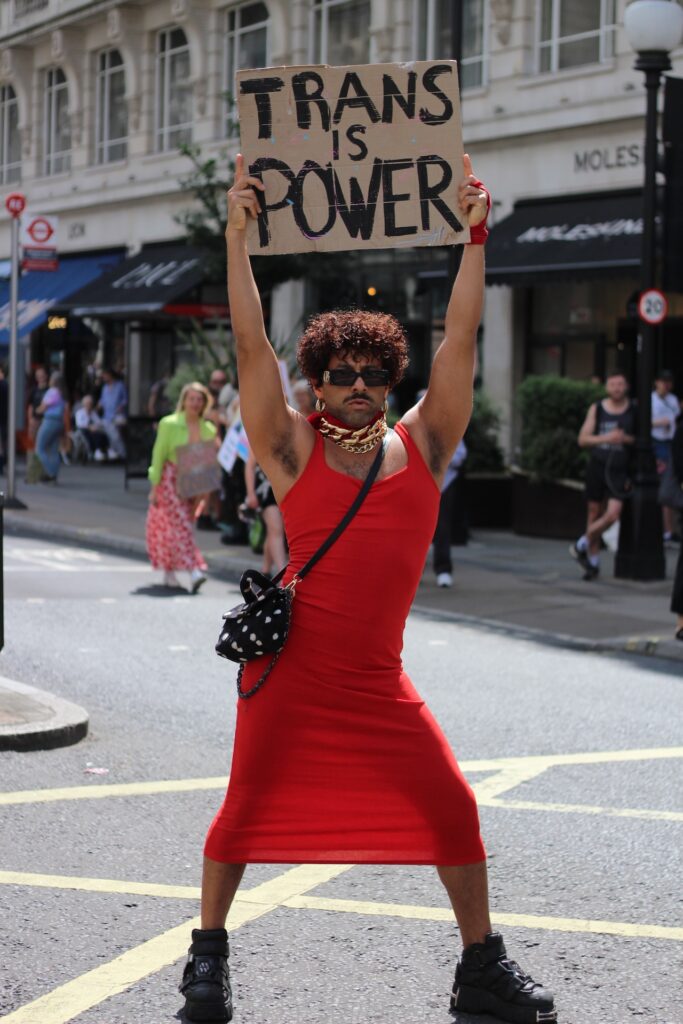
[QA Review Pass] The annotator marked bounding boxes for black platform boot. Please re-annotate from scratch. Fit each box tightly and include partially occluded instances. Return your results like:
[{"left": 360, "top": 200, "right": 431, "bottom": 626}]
[
  {"left": 450, "top": 932, "right": 557, "bottom": 1023},
  {"left": 179, "top": 927, "right": 232, "bottom": 1022}
]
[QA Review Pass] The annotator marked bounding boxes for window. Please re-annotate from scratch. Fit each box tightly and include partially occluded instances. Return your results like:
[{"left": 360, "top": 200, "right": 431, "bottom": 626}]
[
  {"left": 537, "top": 0, "right": 616, "bottom": 74},
  {"left": 414, "top": 0, "right": 487, "bottom": 90},
  {"left": 0, "top": 85, "right": 21, "bottom": 183},
  {"left": 155, "top": 26, "right": 192, "bottom": 151},
  {"left": 43, "top": 67, "right": 70, "bottom": 175},
  {"left": 224, "top": 2, "right": 269, "bottom": 125},
  {"left": 311, "top": 0, "right": 371, "bottom": 66},
  {"left": 96, "top": 49, "right": 127, "bottom": 163}
]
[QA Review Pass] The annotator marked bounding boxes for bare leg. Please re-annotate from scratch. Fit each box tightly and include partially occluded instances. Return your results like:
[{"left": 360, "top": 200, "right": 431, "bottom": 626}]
[
  {"left": 584, "top": 501, "right": 603, "bottom": 558},
  {"left": 437, "top": 860, "right": 492, "bottom": 949},
  {"left": 200, "top": 857, "right": 246, "bottom": 929},
  {"left": 586, "top": 498, "right": 622, "bottom": 555},
  {"left": 262, "top": 505, "right": 287, "bottom": 574}
]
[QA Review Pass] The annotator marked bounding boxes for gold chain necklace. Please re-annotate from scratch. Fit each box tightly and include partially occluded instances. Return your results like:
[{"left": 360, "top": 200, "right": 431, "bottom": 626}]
[{"left": 317, "top": 413, "right": 387, "bottom": 453}]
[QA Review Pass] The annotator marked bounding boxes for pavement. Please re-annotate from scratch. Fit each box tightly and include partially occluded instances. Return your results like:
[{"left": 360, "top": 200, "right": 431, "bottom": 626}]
[{"left": 1, "top": 458, "right": 681, "bottom": 750}]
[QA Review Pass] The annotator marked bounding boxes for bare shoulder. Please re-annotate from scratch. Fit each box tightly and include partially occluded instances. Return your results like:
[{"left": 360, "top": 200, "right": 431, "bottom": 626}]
[{"left": 254, "top": 410, "right": 317, "bottom": 501}]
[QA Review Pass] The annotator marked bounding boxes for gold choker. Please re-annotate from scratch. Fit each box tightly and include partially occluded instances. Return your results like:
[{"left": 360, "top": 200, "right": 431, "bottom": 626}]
[{"left": 317, "top": 413, "right": 387, "bottom": 453}]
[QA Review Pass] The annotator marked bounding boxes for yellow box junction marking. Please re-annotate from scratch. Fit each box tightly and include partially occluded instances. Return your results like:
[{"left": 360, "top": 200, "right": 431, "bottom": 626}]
[
  {"left": 0, "top": 864, "right": 352, "bottom": 1024},
  {"left": 2, "top": 747, "right": 682, "bottom": 1022},
  {"left": 1, "top": 746, "right": 681, "bottom": 807}
]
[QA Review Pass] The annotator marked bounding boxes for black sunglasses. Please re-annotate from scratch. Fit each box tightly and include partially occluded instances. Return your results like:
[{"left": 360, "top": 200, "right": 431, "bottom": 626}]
[{"left": 322, "top": 367, "right": 390, "bottom": 387}]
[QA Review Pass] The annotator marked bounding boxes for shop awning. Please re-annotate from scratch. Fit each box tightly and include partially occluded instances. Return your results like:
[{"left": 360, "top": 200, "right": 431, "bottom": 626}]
[
  {"left": 0, "top": 251, "right": 124, "bottom": 345},
  {"left": 485, "top": 191, "right": 643, "bottom": 284},
  {"left": 61, "top": 245, "right": 208, "bottom": 316}
]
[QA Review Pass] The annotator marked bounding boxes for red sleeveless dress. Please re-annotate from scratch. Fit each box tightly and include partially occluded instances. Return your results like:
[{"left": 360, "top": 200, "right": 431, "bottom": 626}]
[{"left": 205, "top": 422, "right": 485, "bottom": 865}]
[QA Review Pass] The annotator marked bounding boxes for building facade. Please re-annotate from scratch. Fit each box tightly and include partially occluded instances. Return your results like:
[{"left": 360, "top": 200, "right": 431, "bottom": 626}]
[{"left": 1, "top": 0, "right": 682, "bottom": 445}]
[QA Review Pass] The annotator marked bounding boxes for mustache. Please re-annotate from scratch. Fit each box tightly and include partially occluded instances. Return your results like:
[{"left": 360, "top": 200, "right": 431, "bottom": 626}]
[{"left": 344, "top": 393, "right": 371, "bottom": 403}]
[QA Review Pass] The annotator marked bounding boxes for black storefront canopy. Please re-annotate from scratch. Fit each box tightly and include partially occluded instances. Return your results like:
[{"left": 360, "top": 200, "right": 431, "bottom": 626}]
[
  {"left": 485, "top": 190, "right": 643, "bottom": 285},
  {"left": 61, "top": 244, "right": 208, "bottom": 316}
]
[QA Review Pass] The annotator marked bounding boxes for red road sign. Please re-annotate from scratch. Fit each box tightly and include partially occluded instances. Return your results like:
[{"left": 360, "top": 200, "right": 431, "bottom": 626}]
[
  {"left": 5, "top": 192, "right": 26, "bottom": 217},
  {"left": 25, "top": 217, "right": 55, "bottom": 244},
  {"left": 637, "top": 288, "right": 668, "bottom": 325}
]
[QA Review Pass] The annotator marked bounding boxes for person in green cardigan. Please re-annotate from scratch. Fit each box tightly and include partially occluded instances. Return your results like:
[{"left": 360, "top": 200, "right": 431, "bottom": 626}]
[{"left": 146, "top": 382, "right": 217, "bottom": 591}]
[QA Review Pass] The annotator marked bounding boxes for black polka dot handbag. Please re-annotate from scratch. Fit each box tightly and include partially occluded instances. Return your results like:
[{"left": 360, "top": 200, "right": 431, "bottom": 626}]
[{"left": 216, "top": 437, "right": 387, "bottom": 698}]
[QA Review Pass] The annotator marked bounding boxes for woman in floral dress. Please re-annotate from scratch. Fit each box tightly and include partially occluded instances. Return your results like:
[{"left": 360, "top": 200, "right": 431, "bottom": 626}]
[{"left": 146, "top": 382, "right": 217, "bottom": 592}]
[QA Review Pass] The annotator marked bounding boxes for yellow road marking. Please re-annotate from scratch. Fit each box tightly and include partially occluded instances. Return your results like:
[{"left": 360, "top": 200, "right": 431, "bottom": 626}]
[
  {"left": 283, "top": 895, "right": 683, "bottom": 942},
  {"left": 0, "top": 777, "right": 229, "bottom": 806},
  {"left": 3, "top": 868, "right": 680, "bottom": 945},
  {"left": 0, "top": 864, "right": 352, "bottom": 1024},
  {"left": 1, "top": 747, "right": 681, "bottom": 807},
  {"left": 0, "top": 870, "right": 201, "bottom": 901},
  {"left": 473, "top": 765, "right": 548, "bottom": 801},
  {"left": 482, "top": 798, "right": 683, "bottom": 823}
]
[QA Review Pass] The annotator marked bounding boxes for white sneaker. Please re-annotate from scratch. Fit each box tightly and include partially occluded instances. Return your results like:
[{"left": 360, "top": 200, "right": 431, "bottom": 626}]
[
  {"left": 93, "top": 449, "right": 106, "bottom": 462},
  {"left": 107, "top": 448, "right": 119, "bottom": 460},
  {"left": 436, "top": 572, "right": 453, "bottom": 588},
  {"left": 190, "top": 568, "right": 207, "bottom": 594}
]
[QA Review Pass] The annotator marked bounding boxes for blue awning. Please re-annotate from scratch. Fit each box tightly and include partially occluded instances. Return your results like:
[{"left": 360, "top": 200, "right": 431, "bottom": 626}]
[{"left": 0, "top": 251, "right": 124, "bottom": 345}]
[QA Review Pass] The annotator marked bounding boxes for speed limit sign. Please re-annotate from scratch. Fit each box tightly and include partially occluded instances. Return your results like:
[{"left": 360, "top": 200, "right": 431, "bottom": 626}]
[
  {"left": 4, "top": 192, "right": 26, "bottom": 218},
  {"left": 638, "top": 288, "right": 668, "bottom": 325}
]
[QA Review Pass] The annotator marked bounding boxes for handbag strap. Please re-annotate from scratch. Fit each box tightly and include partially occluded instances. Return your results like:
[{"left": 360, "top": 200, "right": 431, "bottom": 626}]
[{"left": 271, "top": 433, "right": 389, "bottom": 587}]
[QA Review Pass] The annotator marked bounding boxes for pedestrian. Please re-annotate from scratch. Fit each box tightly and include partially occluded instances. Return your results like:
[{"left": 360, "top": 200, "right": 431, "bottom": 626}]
[
  {"left": 669, "top": 414, "right": 683, "bottom": 640},
  {"left": 198, "top": 369, "right": 231, "bottom": 531},
  {"left": 570, "top": 371, "right": 636, "bottom": 580},
  {"left": 73, "top": 395, "right": 109, "bottom": 460},
  {"left": 433, "top": 438, "right": 468, "bottom": 587},
  {"left": 244, "top": 446, "right": 287, "bottom": 576},
  {"left": 146, "top": 382, "right": 216, "bottom": 592},
  {"left": 27, "top": 366, "right": 48, "bottom": 447},
  {"left": 651, "top": 369, "right": 680, "bottom": 542},
  {"left": 178, "top": 154, "right": 556, "bottom": 1024},
  {"left": 35, "top": 371, "right": 66, "bottom": 483},
  {"left": 98, "top": 368, "right": 128, "bottom": 459}
]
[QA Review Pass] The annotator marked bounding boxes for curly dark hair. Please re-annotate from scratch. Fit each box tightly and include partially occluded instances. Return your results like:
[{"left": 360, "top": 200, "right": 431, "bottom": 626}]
[{"left": 297, "top": 310, "right": 409, "bottom": 388}]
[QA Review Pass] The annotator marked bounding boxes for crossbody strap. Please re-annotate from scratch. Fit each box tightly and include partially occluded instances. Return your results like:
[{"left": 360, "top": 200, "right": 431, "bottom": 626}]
[{"left": 271, "top": 434, "right": 389, "bottom": 587}]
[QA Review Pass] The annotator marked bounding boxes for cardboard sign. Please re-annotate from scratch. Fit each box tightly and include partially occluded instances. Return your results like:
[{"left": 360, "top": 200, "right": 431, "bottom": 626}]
[
  {"left": 175, "top": 440, "right": 222, "bottom": 499},
  {"left": 237, "top": 61, "right": 468, "bottom": 255}
]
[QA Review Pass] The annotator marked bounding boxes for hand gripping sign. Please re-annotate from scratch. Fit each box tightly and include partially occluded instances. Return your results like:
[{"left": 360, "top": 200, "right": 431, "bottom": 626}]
[{"left": 236, "top": 61, "right": 469, "bottom": 255}]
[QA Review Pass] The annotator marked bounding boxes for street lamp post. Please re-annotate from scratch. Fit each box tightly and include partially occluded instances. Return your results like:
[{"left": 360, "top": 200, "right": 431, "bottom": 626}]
[{"left": 615, "top": 0, "right": 683, "bottom": 581}]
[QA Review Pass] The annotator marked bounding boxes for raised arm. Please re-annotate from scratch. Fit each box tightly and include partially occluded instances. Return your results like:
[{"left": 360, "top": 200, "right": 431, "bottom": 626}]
[
  {"left": 226, "top": 155, "right": 300, "bottom": 473},
  {"left": 401, "top": 155, "right": 488, "bottom": 477}
]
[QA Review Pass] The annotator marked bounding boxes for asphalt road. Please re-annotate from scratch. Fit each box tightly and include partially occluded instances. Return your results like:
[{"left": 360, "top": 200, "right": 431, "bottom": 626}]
[{"left": 0, "top": 536, "right": 681, "bottom": 1024}]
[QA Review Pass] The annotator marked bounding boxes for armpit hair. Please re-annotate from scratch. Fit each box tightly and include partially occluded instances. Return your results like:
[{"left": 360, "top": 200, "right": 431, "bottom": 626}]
[
  {"left": 271, "top": 431, "right": 298, "bottom": 477},
  {"left": 426, "top": 427, "right": 447, "bottom": 476}
]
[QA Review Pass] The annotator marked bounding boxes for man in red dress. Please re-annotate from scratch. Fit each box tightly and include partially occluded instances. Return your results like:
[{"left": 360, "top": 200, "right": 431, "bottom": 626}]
[{"left": 179, "top": 155, "right": 557, "bottom": 1024}]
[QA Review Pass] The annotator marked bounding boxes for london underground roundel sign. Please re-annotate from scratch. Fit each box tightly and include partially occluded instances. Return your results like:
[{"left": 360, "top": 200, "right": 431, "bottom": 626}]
[
  {"left": 26, "top": 216, "right": 54, "bottom": 244},
  {"left": 4, "top": 192, "right": 26, "bottom": 217},
  {"left": 638, "top": 288, "right": 668, "bottom": 325}
]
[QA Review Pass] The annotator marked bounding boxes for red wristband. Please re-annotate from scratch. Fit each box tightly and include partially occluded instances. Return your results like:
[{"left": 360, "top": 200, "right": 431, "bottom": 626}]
[{"left": 466, "top": 178, "right": 491, "bottom": 245}]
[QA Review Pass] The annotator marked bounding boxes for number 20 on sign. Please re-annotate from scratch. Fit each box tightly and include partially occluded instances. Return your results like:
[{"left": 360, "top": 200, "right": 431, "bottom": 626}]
[{"left": 638, "top": 288, "right": 668, "bottom": 325}]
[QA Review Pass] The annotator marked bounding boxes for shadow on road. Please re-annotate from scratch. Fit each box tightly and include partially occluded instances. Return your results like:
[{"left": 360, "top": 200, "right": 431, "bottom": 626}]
[{"left": 131, "top": 584, "right": 191, "bottom": 597}]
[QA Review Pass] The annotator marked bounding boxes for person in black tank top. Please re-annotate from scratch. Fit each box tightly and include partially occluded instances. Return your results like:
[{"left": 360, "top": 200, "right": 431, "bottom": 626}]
[{"left": 570, "top": 371, "right": 635, "bottom": 580}]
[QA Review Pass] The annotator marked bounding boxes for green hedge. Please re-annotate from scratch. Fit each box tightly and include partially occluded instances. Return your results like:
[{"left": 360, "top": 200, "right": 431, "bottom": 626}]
[
  {"left": 465, "top": 390, "right": 506, "bottom": 472},
  {"left": 516, "top": 375, "right": 604, "bottom": 482}
]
